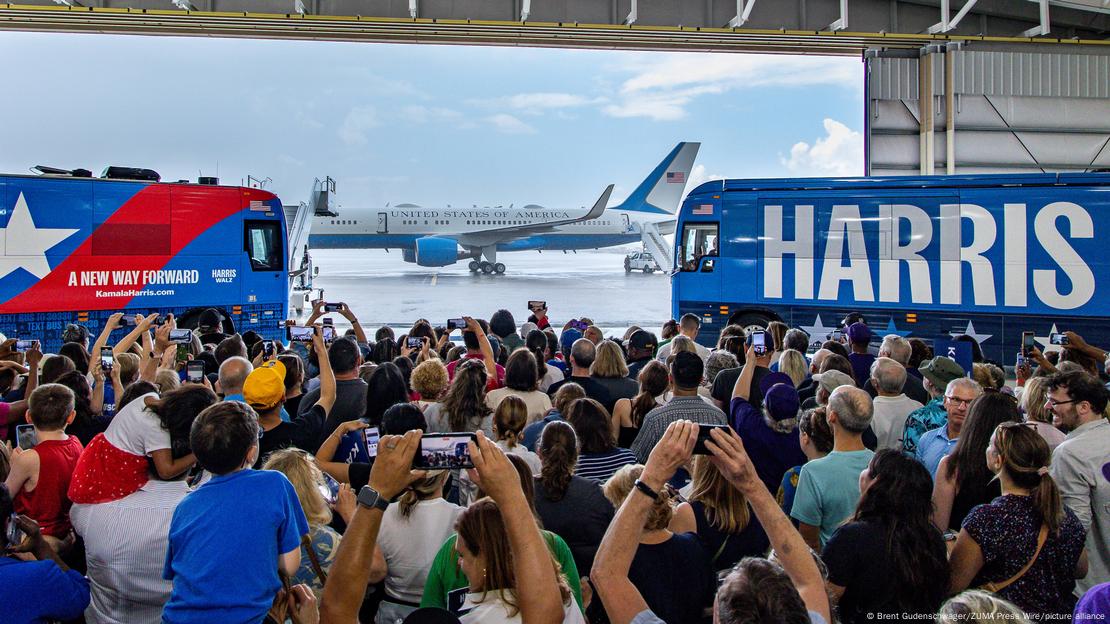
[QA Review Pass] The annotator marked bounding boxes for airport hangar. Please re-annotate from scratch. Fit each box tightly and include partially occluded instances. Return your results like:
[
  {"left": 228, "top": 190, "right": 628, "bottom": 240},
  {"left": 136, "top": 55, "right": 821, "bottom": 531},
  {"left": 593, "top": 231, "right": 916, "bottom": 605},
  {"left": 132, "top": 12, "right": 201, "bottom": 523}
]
[{"left": 2, "top": 1, "right": 1109, "bottom": 175}]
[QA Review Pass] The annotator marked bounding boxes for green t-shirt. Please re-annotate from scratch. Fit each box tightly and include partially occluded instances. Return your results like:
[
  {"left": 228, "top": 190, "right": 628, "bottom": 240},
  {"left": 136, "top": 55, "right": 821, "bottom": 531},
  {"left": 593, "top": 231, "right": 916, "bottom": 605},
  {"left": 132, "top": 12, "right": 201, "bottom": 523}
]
[{"left": 420, "top": 530, "right": 583, "bottom": 613}]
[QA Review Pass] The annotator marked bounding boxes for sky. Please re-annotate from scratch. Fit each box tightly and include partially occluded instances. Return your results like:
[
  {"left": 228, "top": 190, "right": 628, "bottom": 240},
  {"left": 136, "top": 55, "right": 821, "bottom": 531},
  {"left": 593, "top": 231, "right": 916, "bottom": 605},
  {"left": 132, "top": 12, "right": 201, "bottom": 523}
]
[{"left": 0, "top": 31, "right": 864, "bottom": 210}]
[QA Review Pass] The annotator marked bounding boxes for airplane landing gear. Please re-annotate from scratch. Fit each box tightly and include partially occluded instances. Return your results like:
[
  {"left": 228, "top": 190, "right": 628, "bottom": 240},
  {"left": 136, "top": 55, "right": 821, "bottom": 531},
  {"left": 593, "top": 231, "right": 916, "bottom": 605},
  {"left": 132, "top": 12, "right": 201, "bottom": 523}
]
[
  {"left": 493, "top": 263, "right": 506, "bottom": 274},
  {"left": 480, "top": 261, "right": 495, "bottom": 274},
  {"left": 468, "top": 260, "right": 480, "bottom": 272}
]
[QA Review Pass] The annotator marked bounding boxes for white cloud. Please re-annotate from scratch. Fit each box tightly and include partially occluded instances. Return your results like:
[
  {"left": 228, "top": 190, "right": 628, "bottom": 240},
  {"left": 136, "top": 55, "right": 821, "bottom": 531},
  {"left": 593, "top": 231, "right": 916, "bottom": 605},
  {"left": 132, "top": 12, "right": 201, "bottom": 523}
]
[
  {"left": 486, "top": 113, "right": 537, "bottom": 135},
  {"left": 338, "top": 106, "right": 379, "bottom": 146},
  {"left": 781, "top": 119, "right": 864, "bottom": 177},
  {"left": 602, "top": 53, "right": 859, "bottom": 121},
  {"left": 400, "top": 105, "right": 462, "bottom": 124},
  {"left": 686, "top": 164, "right": 726, "bottom": 190}
]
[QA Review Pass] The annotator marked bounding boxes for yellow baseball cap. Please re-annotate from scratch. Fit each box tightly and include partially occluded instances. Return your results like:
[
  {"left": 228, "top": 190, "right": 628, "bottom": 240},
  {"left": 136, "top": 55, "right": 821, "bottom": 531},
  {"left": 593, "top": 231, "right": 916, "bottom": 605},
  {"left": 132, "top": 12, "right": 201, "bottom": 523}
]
[{"left": 243, "top": 359, "right": 287, "bottom": 411}]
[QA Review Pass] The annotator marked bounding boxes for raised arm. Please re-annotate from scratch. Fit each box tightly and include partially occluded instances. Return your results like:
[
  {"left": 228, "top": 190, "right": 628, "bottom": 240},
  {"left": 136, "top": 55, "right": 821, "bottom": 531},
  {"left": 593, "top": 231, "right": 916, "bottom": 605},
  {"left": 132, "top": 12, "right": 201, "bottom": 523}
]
[
  {"left": 112, "top": 314, "right": 155, "bottom": 356},
  {"left": 339, "top": 303, "right": 368, "bottom": 345},
  {"left": 706, "top": 426, "right": 831, "bottom": 624},
  {"left": 320, "top": 430, "right": 424, "bottom": 624},
  {"left": 314, "top": 420, "right": 369, "bottom": 484},
  {"left": 470, "top": 430, "right": 563, "bottom": 624},
  {"left": 465, "top": 316, "right": 497, "bottom": 379},
  {"left": 593, "top": 420, "right": 698, "bottom": 624},
  {"left": 311, "top": 325, "right": 336, "bottom": 415},
  {"left": 304, "top": 300, "right": 327, "bottom": 327},
  {"left": 931, "top": 456, "right": 957, "bottom": 531},
  {"left": 90, "top": 312, "right": 124, "bottom": 361},
  {"left": 732, "top": 344, "right": 767, "bottom": 401}
]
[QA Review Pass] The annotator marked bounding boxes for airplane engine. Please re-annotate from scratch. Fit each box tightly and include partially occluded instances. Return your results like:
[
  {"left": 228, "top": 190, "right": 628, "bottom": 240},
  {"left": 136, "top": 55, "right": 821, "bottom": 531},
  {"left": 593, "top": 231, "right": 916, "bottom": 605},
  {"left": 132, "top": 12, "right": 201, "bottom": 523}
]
[{"left": 412, "top": 237, "right": 461, "bottom": 267}]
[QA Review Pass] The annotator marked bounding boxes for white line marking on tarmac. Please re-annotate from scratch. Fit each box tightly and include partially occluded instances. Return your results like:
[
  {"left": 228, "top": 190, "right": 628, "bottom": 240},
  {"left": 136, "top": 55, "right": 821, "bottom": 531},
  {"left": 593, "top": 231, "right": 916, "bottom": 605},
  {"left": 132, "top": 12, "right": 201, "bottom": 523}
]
[{"left": 431, "top": 274, "right": 438, "bottom": 286}]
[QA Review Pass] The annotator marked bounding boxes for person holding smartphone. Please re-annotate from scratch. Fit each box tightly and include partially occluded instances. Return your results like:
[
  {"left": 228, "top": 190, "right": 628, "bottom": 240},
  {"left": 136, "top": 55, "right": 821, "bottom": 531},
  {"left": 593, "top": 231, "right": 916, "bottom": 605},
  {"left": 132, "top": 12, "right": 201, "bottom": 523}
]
[
  {"left": 0, "top": 507, "right": 90, "bottom": 624},
  {"left": 444, "top": 317, "right": 503, "bottom": 391},
  {"left": 526, "top": 301, "right": 550, "bottom": 331}
]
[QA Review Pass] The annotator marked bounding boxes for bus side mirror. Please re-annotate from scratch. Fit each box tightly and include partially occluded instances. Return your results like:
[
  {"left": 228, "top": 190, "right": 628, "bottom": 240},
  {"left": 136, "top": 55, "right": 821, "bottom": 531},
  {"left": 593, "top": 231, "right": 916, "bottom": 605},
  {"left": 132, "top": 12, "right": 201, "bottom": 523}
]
[{"left": 700, "top": 259, "right": 715, "bottom": 273}]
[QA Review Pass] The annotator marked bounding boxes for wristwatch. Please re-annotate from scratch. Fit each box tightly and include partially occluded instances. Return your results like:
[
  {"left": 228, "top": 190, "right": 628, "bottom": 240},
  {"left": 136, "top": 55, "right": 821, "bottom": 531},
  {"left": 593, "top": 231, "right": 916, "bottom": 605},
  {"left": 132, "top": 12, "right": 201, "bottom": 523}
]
[{"left": 356, "top": 485, "right": 390, "bottom": 511}]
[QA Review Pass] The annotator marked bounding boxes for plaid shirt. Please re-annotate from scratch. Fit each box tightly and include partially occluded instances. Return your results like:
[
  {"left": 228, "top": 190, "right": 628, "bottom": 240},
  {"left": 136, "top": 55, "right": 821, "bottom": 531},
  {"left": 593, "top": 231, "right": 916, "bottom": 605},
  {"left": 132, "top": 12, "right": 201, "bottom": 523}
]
[{"left": 630, "top": 396, "right": 726, "bottom": 463}]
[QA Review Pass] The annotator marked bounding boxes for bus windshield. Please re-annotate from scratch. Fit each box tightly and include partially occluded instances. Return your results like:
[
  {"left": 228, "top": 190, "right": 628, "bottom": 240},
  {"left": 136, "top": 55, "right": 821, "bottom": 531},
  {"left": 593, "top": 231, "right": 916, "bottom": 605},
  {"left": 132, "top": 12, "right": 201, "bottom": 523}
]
[{"left": 679, "top": 223, "right": 718, "bottom": 271}]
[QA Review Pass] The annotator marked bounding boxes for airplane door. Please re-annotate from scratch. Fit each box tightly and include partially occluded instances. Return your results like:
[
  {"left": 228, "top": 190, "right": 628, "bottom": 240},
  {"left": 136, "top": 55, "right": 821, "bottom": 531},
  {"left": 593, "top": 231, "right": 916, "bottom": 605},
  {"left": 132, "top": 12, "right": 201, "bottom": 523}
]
[
  {"left": 622, "top": 213, "right": 631, "bottom": 232},
  {"left": 376, "top": 212, "right": 388, "bottom": 234}
]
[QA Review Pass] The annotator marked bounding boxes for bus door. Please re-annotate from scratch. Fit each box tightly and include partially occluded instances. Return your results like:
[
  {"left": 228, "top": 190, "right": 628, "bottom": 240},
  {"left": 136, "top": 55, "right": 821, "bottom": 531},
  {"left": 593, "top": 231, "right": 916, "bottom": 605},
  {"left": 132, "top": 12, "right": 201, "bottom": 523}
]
[
  {"left": 243, "top": 217, "right": 285, "bottom": 309},
  {"left": 674, "top": 218, "right": 721, "bottom": 319}
]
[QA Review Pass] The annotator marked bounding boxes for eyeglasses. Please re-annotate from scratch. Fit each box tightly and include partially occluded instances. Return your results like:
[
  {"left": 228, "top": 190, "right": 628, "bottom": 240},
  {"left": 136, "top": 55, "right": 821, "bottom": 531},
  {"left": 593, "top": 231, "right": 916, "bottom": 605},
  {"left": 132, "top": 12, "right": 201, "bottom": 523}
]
[
  {"left": 1045, "top": 397, "right": 1078, "bottom": 407},
  {"left": 944, "top": 395, "right": 974, "bottom": 407}
]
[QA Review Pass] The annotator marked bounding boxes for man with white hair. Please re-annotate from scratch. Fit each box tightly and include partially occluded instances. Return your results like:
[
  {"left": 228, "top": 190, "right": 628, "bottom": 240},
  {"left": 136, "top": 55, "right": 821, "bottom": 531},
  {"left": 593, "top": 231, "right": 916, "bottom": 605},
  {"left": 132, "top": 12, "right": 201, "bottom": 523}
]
[
  {"left": 863, "top": 335, "right": 929, "bottom": 404},
  {"left": 916, "top": 377, "right": 982, "bottom": 477},
  {"left": 217, "top": 356, "right": 253, "bottom": 402},
  {"left": 868, "top": 357, "right": 922, "bottom": 451},
  {"left": 798, "top": 349, "right": 832, "bottom": 405},
  {"left": 790, "top": 385, "right": 875, "bottom": 551}
]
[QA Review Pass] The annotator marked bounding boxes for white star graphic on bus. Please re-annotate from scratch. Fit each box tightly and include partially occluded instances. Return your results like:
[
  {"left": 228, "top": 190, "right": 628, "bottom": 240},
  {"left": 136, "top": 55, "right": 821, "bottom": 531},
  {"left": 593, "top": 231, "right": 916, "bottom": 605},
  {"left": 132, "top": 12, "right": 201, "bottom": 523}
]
[
  {"left": 800, "top": 315, "right": 838, "bottom": 346},
  {"left": 0, "top": 193, "right": 79, "bottom": 280},
  {"left": 1035, "top": 324, "right": 1064, "bottom": 354},
  {"left": 950, "top": 321, "right": 992, "bottom": 344}
]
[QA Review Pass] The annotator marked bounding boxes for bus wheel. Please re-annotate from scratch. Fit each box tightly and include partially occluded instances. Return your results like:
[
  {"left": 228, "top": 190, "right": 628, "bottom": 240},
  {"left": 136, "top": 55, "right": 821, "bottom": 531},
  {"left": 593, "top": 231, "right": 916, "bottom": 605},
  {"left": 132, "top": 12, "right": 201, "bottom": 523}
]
[{"left": 729, "top": 312, "right": 774, "bottom": 334}]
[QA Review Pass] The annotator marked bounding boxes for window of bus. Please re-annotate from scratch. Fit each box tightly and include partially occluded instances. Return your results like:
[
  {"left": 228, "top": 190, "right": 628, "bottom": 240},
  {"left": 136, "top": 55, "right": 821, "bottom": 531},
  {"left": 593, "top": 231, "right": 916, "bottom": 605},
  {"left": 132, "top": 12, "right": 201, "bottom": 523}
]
[
  {"left": 245, "top": 220, "right": 283, "bottom": 271},
  {"left": 679, "top": 223, "right": 719, "bottom": 272}
]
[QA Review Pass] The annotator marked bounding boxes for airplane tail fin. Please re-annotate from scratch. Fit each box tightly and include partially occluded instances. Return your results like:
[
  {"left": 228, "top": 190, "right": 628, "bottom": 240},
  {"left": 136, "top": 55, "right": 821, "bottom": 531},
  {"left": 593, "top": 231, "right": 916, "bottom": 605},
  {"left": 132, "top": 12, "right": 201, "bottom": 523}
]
[{"left": 614, "top": 142, "right": 700, "bottom": 215}]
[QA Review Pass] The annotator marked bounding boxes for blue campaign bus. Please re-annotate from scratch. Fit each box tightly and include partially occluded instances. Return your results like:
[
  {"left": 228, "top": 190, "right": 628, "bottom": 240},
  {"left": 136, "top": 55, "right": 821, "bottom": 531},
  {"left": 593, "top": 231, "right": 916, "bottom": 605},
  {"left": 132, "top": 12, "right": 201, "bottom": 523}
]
[
  {"left": 671, "top": 173, "right": 1110, "bottom": 363},
  {"left": 0, "top": 170, "right": 289, "bottom": 352}
]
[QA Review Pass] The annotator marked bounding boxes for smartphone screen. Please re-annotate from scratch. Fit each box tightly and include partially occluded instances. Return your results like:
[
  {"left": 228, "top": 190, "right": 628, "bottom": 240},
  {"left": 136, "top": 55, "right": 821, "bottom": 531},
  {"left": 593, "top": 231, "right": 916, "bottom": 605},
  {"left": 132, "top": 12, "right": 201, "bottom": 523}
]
[
  {"left": 324, "top": 302, "right": 344, "bottom": 313},
  {"left": 322, "top": 326, "right": 337, "bottom": 342},
  {"left": 528, "top": 300, "right": 546, "bottom": 311},
  {"left": 415, "top": 433, "right": 476, "bottom": 469},
  {"left": 1021, "top": 331, "right": 1035, "bottom": 356},
  {"left": 6, "top": 512, "right": 23, "bottom": 546},
  {"left": 322, "top": 318, "right": 334, "bottom": 327},
  {"left": 15, "top": 424, "right": 36, "bottom": 451},
  {"left": 447, "top": 318, "right": 467, "bottom": 331},
  {"left": 407, "top": 337, "right": 423, "bottom": 349},
  {"left": 1049, "top": 332, "right": 1069, "bottom": 346},
  {"left": 752, "top": 331, "right": 767, "bottom": 356},
  {"left": 262, "top": 340, "right": 276, "bottom": 359},
  {"left": 148, "top": 315, "right": 165, "bottom": 327},
  {"left": 317, "top": 473, "right": 341, "bottom": 505},
  {"left": 14, "top": 340, "right": 34, "bottom": 352},
  {"left": 693, "top": 424, "right": 729, "bottom": 455},
  {"left": 364, "top": 426, "right": 381, "bottom": 458},
  {"left": 287, "top": 326, "right": 314, "bottom": 343},
  {"left": 100, "top": 347, "right": 114, "bottom": 371},
  {"left": 169, "top": 329, "right": 192, "bottom": 344},
  {"left": 176, "top": 344, "right": 190, "bottom": 364},
  {"left": 186, "top": 360, "right": 205, "bottom": 383}
]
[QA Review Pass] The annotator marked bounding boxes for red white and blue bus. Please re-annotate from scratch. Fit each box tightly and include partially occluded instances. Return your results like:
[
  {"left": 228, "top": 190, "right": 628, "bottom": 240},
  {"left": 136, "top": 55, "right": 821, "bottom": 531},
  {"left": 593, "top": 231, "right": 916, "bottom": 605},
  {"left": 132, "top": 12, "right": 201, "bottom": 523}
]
[
  {"left": 0, "top": 168, "right": 288, "bottom": 352},
  {"left": 672, "top": 173, "right": 1110, "bottom": 363}
]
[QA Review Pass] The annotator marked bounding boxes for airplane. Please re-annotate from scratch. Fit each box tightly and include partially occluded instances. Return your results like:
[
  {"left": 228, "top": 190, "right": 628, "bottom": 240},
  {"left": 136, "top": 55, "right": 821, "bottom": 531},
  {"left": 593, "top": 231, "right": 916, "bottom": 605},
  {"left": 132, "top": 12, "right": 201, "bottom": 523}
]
[{"left": 306, "top": 142, "right": 700, "bottom": 274}]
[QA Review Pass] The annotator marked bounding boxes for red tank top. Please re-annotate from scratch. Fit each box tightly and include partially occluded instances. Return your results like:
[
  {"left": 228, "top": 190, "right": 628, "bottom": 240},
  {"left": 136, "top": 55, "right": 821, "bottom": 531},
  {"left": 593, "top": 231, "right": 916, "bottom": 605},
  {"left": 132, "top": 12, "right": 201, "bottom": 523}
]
[{"left": 14, "top": 436, "right": 84, "bottom": 538}]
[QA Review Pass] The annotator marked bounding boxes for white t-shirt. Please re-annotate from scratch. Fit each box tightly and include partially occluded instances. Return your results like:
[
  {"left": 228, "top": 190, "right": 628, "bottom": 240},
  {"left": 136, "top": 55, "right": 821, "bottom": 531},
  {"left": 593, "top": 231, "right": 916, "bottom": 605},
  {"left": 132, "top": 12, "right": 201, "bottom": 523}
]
[
  {"left": 461, "top": 592, "right": 586, "bottom": 624},
  {"left": 538, "top": 367, "right": 564, "bottom": 393},
  {"left": 486, "top": 388, "right": 553, "bottom": 425},
  {"left": 378, "top": 498, "right": 464, "bottom": 605},
  {"left": 655, "top": 340, "right": 710, "bottom": 364},
  {"left": 496, "top": 440, "right": 543, "bottom": 475},
  {"left": 103, "top": 392, "right": 170, "bottom": 456},
  {"left": 871, "top": 394, "right": 924, "bottom": 451}
]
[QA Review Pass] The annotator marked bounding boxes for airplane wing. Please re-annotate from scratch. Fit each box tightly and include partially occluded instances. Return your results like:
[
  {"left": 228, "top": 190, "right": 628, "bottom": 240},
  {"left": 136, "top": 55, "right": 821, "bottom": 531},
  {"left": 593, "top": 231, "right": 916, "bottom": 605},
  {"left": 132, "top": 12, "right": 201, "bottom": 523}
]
[{"left": 466, "top": 184, "right": 613, "bottom": 236}]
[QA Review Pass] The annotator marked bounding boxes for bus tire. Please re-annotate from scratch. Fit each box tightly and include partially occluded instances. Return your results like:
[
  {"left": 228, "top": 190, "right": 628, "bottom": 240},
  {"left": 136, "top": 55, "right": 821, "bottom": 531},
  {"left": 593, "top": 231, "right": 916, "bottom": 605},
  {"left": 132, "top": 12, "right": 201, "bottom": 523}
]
[{"left": 728, "top": 312, "right": 775, "bottom": 334}]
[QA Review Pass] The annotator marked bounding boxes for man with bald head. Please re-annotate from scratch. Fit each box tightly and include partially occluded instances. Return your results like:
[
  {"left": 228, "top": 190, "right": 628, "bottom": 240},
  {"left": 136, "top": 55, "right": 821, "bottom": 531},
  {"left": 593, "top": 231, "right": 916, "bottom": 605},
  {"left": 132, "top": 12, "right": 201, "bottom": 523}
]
[
  {"left": 790, "top": 385, "right": 875, "bottom": 551},
  {"left": 217, "top": 356, "right": 253, "bottom": 403},
  {"left": 868, "top": 357, "right": 922, "bottom": 451},
  {"left": 863, "top": 335, "right": 929, "bottom": 404}
]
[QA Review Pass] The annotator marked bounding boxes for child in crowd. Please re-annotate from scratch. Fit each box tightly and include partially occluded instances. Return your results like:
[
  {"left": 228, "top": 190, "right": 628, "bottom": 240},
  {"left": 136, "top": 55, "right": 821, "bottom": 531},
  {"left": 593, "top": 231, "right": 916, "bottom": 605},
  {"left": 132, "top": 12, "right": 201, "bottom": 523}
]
[
  {"left": 162, "top": 401, "right": 309, "bottom": 624},
  {"left": 4, "top": 384, "right": 84, "bottom": 548},
  {"left": 492, "top": 395, "right": 542, "bottom": 474}
]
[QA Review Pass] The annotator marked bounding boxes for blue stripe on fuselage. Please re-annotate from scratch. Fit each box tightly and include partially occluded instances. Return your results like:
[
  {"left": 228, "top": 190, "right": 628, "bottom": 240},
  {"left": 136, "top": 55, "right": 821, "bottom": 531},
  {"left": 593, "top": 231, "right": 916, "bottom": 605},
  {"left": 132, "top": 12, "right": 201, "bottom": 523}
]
[{"left": 308, "top": 233, "right": 641, "bottom": 251}]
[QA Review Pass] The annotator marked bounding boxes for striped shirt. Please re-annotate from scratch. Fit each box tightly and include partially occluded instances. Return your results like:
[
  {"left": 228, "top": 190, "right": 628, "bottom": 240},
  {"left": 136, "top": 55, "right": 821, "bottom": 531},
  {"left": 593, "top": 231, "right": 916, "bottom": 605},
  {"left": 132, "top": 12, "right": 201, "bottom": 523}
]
[
  {"left": 575, "top": 448, "right": 637, "bottom": 483},
  {"left": 70, "top": 480, "right": 190, "bottom": 624}
]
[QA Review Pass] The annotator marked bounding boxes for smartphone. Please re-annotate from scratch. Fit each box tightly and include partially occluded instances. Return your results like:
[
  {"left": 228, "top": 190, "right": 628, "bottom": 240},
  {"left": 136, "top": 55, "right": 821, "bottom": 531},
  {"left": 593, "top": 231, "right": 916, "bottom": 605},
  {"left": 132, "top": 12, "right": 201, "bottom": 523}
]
[
  {"left": 176, "top": 343, "right": 190, "bottom": 364},
  {"left": 324, "top": 302, "right": 345, "bottom": 313},
  {"left": 15, "top": 424, "right": 36, "bottom": 451},
  {"left": 406, "top": 337, "right": 423, "bottom": 350},
  {"left": 1049, "top": 332, "right": 1069, "bottom": 346},
  {"left": 118, "top": 316, "right": 137, "bottom": 327},
  {"left": 317, "top": 472, "right": 341, "bottom": 505},
  {"left": 830, "top": 329, "right": 844, "bottom": 343},
  {"left": 693, "top": 424, "right": 730, "bottom": 455},
  {"left": 169, "top": 328, "right": 193, "bottom": 344},
  {"left": 287, "top": 325, "right": 314, "bottom": 343},
  {"left": 752, "top": 330, "right": 768, "bottom": 356},
  {"left": 528, "top": 300, "right": 546, "bottom": 311},
  {"left": 322, "top": 326, "right": 337, "bottom": 343},
  {"left": 5, "top": 513, "right": 23, "bottom": 547},
  {"left": 13, "top": 340, "right": 35, "bottom": 352},
  {"left": 261, "top": 340, "right": 276, "bottom": 359},
  {"left": 415, "top": 433, "right": 476, "bottom": 470},
  {"left": 186, "top": 360, "right": 205, "bottom": 383},
  {"left": 1015, "top": 353, "right": 1026, "bottom": 369},
  {"left": 447, "top": 318, "right": 467, "bottom": 331},
  {"left": 148, "top": 314, "right": 165, "bottom": 327},
  {"left": 322, "top": 317, "right": 334, "bottom": 328},
  {"left": 1021, "top": 331, "right": 1035, "bottom": 356},
  {"left": 364, "top": 426, "right": 381, "bottom": 458},
  {"left": 100, "top": 347, "right": 114, "bottom": 372}
]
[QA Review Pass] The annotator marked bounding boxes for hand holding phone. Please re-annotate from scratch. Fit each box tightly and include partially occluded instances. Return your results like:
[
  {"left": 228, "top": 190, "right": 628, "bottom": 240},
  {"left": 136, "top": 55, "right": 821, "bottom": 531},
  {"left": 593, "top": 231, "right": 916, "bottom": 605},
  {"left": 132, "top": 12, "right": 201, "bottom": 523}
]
[
  {"left": 186, "top": 360, "right": 205, "bottom": 384},
  {"left": 447, "top": 318, "right": 467, "bottom": 331},
  {"left": 406, "top": 337, "right": 423, "bottom": 350},
  {"left": 751, "top": 330, "right": 768, "bottom": 357},
  {"left": 324, "top": 302, "right": 345, "bottom": 313},
  {"left": 15, "top": 424, "right": 36, "bottom": 451},
  {"left": 1049, "top": 332, "right": 1070, "bottom": 346},
  {"left": 14, "top": 340, "right": 36, "bottom": 353},
  {"left": 1021, "top": 331, "right": 1035, "bottom": 356},
  {"left": 100, "top": 347, "right": 114, "bottom": 372},
  {"left": 415, "top": 433, "right": 476, "bottom": 469},
  {"left": 693, "top": 424, "right": 730, "bottom": 455}
]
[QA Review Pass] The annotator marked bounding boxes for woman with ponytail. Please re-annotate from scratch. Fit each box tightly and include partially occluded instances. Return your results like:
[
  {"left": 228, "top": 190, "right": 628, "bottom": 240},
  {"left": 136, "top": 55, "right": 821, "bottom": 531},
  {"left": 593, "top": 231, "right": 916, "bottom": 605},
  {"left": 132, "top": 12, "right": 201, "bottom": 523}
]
[
  {"left": 492, "top": 395, "right": 542, "bottom": 474},
  {"left": 821, "top": 450, "right": 949, "bottom": 622},
  {"left": 527, "top": 329, "right": 563, "bottom": 392},
  {"left": 368, "top": 469, "right": 462, "bottom": 623},
  {"left": 610, "top": 360, "right": 669, "bottom": 448},
  {"left": 949, "top": 423, "right": 1088, "bottom": 616},
  {"left": 533, "top": 421, "right": 614, "bottom": 575}
]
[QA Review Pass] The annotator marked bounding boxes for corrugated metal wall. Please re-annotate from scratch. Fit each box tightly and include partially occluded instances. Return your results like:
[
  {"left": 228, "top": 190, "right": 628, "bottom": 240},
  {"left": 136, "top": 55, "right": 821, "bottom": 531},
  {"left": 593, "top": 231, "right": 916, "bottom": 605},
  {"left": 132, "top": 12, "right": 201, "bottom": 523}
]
[{"left": 867, "top": 47, "right": 1110, "bottom": 175}]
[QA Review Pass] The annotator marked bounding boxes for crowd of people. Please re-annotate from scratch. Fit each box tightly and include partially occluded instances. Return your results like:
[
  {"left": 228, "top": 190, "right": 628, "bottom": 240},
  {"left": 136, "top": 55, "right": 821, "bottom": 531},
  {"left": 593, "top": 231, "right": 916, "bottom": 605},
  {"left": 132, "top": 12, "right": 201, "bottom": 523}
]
[{"left": 0, "top": 301, "right": 1107, "bottom": 624}]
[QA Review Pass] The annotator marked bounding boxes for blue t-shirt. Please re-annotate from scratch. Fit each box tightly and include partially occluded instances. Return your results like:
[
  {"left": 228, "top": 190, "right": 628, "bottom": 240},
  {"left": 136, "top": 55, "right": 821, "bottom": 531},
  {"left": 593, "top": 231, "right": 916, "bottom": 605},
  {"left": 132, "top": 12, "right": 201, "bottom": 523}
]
[
  {"left": 0, "top": 557, "right": 89, "bottom": 624},
  {"left": 790, "top": 450, "right": 874, "bottom": 547},
  {"left": 162, "top": 469, "right": 309, "bottom": 624}
]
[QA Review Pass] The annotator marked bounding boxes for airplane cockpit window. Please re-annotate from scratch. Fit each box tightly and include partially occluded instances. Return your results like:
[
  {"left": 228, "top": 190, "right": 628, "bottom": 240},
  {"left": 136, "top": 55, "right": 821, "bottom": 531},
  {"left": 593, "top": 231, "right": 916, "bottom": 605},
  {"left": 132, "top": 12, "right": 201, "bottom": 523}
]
[{"left": 679, "top": 223, "right": 719, "bottom": 272}]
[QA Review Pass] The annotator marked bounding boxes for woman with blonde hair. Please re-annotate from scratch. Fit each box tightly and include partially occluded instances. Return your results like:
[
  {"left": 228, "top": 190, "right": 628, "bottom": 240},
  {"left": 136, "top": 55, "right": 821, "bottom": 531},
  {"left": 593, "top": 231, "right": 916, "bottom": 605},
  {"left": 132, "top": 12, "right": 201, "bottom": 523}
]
[
  {"left": 602, "top": 464, "right": 715, "bottom": 623},
  {"left": 777, "top": 349, "right": 808, "bottom": 388},
  {"left": 492, "top": 395, "right": 541, "bottom": 474},
  {"left": 938, "top": 591, "right": 1032, "bottom": 624},
  {"left": 589, "top": 340, "right": 638, "bottom": 412},
  {"left": 369, "top": 469, "right": 462, "bottom": 622},
  {"left": 673, "top": 456, "right": 769, "bottom": 571},
  {"left": 1018, "top": 376, "right": 1065, "bottom": 451},
  {"left": 262, "top": 448, "right": 355, "bottom": 599}
]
